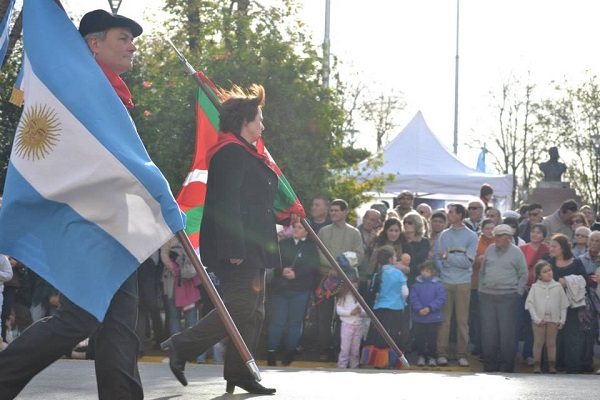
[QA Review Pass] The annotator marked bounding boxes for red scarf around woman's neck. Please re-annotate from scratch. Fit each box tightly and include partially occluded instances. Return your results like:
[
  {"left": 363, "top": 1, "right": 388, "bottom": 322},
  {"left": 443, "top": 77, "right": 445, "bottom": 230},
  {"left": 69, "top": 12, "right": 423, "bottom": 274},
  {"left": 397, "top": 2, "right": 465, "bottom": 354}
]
[
  {"left": 206, "top": 132, "right": 272, "bottom": 169},
  {"left": 96, "top": 60, "right": 134, "bottom": 110}
]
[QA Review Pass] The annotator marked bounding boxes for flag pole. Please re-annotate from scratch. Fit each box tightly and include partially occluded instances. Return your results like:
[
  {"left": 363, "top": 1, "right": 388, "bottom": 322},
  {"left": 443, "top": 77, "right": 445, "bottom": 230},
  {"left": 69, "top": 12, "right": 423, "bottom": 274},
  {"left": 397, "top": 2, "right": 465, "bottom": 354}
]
[
  {"left": 165, "top": 37, "right": 221, "bottom": 110},
  {"left": 175, "top": 231, "right": 261, "bottom": 381},
  {"left": 300, "top": 218, "right": 410, "bottom": 368}
]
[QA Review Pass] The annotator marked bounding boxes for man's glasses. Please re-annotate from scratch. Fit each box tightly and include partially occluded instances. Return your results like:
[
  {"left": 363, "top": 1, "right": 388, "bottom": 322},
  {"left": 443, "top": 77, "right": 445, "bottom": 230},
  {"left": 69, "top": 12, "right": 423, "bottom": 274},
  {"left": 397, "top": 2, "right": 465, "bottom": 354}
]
[
  {"left": 468, "top": 206, "right": 482, "bottom": 211},
  {"left": 574, "top": 233, "right": 588, "bottom": 238}
]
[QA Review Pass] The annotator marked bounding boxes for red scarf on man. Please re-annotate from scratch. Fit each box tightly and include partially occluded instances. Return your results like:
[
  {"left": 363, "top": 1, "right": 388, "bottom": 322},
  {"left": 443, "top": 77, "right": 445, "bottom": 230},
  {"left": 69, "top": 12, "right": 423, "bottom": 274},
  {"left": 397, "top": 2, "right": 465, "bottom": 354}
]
[{"left": 96, "top": 60, "right": 134, "bottom": 110}]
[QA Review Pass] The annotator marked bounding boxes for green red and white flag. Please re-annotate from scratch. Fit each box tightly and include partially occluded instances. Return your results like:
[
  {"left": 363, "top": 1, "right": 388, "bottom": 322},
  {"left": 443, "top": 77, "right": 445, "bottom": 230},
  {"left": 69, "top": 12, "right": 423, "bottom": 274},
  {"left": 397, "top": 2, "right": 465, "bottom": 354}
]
[{"left": 176, "top": 72, "right": 305, "bottom": 249}]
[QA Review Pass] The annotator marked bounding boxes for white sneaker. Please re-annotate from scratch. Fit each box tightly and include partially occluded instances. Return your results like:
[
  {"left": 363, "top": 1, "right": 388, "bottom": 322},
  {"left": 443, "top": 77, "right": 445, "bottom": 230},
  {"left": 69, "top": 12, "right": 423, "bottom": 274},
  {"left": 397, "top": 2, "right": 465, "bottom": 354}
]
[
  {"left": 416, "top": 356, "right": 425, "bottom": 366},
  {"left": 437, "top": 356, "right": 448, "bottom": 366},
  {"left": 596, "top": 368, "right": 600, "bottom": 375},
  {"left": 458, "top": 357, "right": 470, "bottom": 367},
  {"left": 428, "top": 357, "right": 437, "bottom": 367}
]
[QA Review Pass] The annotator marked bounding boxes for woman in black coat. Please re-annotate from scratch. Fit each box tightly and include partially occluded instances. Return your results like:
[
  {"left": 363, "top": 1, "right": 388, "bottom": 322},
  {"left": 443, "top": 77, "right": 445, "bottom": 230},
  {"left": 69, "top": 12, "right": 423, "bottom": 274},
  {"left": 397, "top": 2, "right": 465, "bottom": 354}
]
[
  {"left": 162, "top": 84, "right": 287, "bottom": 394},
  {"left": 266, "top": 221, "right": 319, "bottom": 366}
]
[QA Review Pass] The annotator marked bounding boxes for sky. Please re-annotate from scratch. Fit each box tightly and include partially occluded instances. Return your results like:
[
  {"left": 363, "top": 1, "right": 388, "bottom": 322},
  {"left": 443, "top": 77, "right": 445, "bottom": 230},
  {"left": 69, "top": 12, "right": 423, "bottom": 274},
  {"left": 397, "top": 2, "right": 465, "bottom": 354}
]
[{"left": 63, "top": 0, "right": 600, "bottom": 169}]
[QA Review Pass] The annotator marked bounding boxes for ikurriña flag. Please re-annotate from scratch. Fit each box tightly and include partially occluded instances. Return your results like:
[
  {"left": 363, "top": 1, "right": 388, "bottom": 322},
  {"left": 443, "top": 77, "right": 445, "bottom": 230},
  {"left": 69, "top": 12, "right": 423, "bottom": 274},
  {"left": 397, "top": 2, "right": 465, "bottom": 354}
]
[
  {"left": 176, "top": 72, "right": 305, "bottom": 249},
  {"left": 175, "top": 71, "right": 220, "bottom": 249},
  {"left": 0, "top": 0, "right": 185, "bottom": 321}
]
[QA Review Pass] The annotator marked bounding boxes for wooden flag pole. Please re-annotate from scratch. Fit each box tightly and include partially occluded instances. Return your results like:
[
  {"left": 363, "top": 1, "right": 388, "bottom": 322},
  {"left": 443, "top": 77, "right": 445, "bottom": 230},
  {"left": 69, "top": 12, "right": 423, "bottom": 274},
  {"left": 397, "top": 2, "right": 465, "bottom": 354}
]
[
  {"left": 300, "top": 218, "right": 410, "bottom": 368},
  {"left": 175, "top": 231, "right": 261, "bottom": 381}
]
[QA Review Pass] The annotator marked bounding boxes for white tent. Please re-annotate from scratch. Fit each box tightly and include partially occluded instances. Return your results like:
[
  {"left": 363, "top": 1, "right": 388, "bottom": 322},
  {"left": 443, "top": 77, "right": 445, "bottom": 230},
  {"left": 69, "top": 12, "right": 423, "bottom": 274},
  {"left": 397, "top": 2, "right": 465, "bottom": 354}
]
[{"left": 357, "top": 111, "right": 513, "bottom": 198}]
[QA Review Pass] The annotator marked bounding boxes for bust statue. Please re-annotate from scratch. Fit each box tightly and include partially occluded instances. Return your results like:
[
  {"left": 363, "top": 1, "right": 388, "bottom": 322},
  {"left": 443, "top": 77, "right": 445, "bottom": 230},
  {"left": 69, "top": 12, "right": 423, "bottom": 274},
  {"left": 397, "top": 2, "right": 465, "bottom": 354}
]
[{"left": 539, "top": 147, "right": 567, "bottom": 182}]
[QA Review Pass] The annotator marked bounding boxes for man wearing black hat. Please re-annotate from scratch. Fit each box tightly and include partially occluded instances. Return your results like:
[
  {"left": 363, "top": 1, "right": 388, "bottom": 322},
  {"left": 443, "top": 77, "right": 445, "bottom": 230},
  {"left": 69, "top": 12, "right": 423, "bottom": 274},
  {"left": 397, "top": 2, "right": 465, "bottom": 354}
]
[{"left": 0, "top": 10, "right": 145, "bottom": 400}]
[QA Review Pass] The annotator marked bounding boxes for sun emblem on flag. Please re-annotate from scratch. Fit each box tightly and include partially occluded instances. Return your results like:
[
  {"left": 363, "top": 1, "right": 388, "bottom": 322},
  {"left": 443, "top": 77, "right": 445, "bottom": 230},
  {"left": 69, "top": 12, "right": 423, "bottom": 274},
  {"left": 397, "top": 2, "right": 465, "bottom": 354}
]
[{"left": 15, "top": 104, "right": 61, "bottom": 161}]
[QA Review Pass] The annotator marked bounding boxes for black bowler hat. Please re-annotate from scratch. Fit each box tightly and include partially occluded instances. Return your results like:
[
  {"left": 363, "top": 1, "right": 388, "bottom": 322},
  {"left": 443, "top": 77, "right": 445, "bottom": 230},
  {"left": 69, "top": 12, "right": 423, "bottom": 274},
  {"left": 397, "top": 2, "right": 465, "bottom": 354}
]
[{"left": 78, "top": 9, "right": 143, "bottom": 38}]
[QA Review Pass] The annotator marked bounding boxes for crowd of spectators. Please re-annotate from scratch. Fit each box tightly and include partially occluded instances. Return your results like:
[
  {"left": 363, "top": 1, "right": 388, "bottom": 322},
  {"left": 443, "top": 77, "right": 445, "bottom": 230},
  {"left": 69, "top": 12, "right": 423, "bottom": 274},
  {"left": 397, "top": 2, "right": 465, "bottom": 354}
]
[{"left": 0, "top": 188, "right": 598, "bottom": 375}]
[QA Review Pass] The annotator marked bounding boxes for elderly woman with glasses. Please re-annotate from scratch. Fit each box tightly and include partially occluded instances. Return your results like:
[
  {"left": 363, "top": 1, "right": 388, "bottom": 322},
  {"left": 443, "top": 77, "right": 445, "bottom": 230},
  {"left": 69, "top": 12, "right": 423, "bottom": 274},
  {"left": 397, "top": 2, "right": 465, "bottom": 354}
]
[{"left": 572, "top": 226, "right": 590, "bottom": 257}]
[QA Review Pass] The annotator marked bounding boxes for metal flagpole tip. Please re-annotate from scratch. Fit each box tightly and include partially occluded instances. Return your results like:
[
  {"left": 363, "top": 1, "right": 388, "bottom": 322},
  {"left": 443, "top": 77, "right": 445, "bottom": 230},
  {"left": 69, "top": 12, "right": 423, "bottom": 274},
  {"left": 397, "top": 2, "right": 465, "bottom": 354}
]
[
  {"left": 399, "top": 354, "right": 410, "bottom": 369},
  {"left": 246, "top": 359, "right": 262, "bottom": 381}
]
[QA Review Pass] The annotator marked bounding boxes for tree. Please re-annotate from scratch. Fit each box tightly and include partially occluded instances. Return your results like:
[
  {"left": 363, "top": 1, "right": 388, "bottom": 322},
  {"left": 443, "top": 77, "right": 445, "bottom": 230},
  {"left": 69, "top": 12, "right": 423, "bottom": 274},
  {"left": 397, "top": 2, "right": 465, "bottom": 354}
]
[
  {"left": 0, "top": 0, "right": 390, "bottom": 211},
  {"left": 360, "top": 89, "right": 405, "bottom": 151},
  {"left": 0, "top": 44, "right": 23, "bottom": 190},
  {"left": 535, "top": 73, "right": 600, "bottom": 211},
  {"left": 129, "top": 0, "right": 388, "bottom": 208},
  {"left": 476, "top": 73, "right": 558, "bottom": 204}
]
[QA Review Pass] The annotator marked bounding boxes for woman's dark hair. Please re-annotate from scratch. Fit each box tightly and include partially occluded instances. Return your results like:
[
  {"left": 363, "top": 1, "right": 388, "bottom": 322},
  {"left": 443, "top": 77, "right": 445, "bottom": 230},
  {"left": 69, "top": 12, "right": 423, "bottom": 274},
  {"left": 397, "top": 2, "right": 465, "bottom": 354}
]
[
  {"left": 550, "top": 233, "right": 574, "bottom": 260},
  {"left": 530, "top": 223, "right": 547, "bottom": 238},
  {"left": 374, "top": 218, "right": 406, "bottom": 247},
  {"left": 372, "top": 245, "right": 395, "bottom": 295},
  {"left": 534, "top": 260, "right": 551, "bottom": 281},
  {"left": 218, "top": 84, "right": 265, "bottom": 136}
]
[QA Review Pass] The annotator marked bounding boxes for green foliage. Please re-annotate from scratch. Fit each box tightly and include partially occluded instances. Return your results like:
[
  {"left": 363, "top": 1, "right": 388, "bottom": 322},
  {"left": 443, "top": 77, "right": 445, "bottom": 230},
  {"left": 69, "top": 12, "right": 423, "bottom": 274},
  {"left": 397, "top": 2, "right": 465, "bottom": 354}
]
[
  {"left": 131, "top": 0, "right": 351, "bottom": 206},
  {"left": 324, "top": 154, "right": 394, "bottom": 223},
  {"left": 0, "top": 0, "right": 388, "bottom": 213},
  {"left": 0, "top": 45, "right": 23, "bottom": 191}
]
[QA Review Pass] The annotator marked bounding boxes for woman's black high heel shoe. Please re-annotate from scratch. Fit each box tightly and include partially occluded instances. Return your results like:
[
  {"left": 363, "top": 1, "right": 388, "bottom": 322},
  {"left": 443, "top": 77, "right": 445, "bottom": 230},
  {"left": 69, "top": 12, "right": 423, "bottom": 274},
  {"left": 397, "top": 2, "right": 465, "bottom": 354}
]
[
  {"left": 225, "top": 379, "right": 276, "bottom": 395},
  {"left": 160, "top": 338, "right": 188, "bottom": 386}
]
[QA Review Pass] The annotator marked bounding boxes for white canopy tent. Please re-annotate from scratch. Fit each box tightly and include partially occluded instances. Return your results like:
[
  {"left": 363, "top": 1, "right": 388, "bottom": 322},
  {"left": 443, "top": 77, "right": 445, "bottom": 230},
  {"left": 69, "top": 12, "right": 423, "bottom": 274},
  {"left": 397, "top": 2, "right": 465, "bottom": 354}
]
[{"left": 357, "top": 111, "right": 513, "bottom": 200}]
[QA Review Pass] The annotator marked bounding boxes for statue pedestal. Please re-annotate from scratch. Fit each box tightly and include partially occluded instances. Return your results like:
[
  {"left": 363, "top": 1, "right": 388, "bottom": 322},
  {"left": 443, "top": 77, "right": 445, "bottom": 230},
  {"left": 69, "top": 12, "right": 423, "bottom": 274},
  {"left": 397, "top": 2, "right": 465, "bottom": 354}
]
[
  {"left": 525, "top": 182, "right": 582, "bottom": 213},
  {"left": 538, "top": 181, "right": 570, "bottom": 189}
]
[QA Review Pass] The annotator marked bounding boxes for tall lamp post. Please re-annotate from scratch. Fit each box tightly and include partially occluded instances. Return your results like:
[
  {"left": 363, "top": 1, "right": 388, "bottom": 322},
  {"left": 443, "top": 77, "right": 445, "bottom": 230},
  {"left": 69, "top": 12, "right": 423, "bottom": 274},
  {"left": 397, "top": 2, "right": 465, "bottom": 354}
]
[
  {"left": 591, "top": 134, "right": 600, "bottom": 214},
  {"left": 323, "top": 0, "right": 331, "bottom": 89}
]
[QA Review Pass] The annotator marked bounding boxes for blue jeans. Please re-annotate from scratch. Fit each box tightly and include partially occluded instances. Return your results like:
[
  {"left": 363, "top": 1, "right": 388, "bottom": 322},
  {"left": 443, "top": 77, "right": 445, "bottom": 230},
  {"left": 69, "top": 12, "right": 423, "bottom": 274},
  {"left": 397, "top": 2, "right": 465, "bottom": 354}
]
[
  {"left": 166, "top": 297, "right": 198, "bottom": 336},
  {"left": 267, "top": 290, "right": 311, "bottom": 352}
]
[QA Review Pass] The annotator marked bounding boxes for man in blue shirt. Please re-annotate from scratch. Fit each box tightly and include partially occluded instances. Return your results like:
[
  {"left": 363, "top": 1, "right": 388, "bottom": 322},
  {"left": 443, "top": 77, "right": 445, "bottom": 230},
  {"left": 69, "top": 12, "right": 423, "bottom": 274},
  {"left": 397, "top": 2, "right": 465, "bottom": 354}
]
[{"left": 434, "top": 203, "right": 478, "bottom": 367}]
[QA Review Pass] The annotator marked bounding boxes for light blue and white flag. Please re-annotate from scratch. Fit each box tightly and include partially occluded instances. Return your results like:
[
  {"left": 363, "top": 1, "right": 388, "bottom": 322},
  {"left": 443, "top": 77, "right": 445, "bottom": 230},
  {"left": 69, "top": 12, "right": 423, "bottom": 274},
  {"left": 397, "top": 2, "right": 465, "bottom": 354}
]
[
  {"left": 0, "top": 0, "right": 16, "bottom": 66},
  {"left": 0, "top": 0, "right": 185, "bottom": 321},
  {"left": 476, "top": 144, "right": 487, "bottom": 172}
]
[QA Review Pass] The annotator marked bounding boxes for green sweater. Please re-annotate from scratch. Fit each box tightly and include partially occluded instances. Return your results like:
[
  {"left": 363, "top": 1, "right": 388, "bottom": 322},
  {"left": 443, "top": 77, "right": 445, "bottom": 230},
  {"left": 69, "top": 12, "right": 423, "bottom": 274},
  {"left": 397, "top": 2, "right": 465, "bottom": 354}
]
[{"left": 317, "top": 222, "right": 365, "bottom": 275}]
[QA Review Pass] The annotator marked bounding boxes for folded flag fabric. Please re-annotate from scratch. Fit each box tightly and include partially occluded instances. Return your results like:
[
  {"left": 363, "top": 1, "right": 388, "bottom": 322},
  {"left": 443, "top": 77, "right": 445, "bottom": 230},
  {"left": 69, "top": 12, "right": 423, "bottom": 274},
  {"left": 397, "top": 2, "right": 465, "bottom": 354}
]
[
  {"left": 0, "top": 0, "right": 185, "bottom": 321},
  {"left": 9, "top": 53, "right": 25, "bottom": 106}
]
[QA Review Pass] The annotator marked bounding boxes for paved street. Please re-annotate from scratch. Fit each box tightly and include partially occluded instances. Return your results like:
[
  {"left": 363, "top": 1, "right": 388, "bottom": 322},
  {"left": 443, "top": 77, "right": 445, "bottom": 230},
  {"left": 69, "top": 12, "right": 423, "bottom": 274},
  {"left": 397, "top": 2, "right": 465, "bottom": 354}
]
[{"left": 16, "top": 358, "right": 600, "bottom": 399}]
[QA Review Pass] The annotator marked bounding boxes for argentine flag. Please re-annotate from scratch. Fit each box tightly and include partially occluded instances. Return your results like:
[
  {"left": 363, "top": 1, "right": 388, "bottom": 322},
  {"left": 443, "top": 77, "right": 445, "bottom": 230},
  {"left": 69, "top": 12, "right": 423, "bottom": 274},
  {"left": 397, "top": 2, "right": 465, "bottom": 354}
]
[
  {"left": 0, "top": 0, "right": 185, "bottom": 321},
  {"left": 0, "top": 0, "right": 16, "bottom": 66}
]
